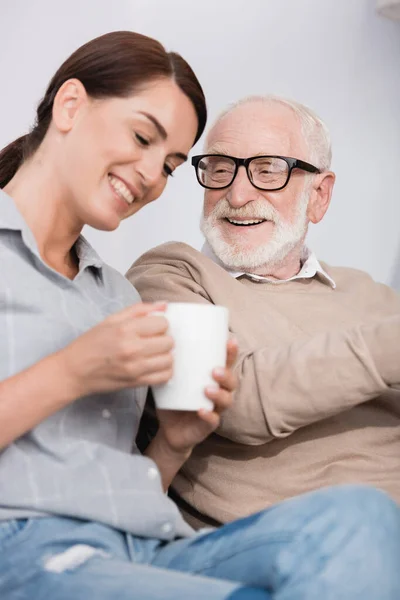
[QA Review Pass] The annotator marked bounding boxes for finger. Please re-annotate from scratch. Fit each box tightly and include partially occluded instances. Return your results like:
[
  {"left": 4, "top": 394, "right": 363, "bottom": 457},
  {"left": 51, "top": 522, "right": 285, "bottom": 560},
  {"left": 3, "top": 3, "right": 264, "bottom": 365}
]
[
  {"left": 205, "top": 386, "right": 233, "bottom": 414},
  {"left": 197, "top": 409, "right": 220, "bottom": 430},
  {"left": 226, "top": 338, "right": 239, "bottom": 369},
  {"left": 131, "top": 302, "right": 167, "bottom": 317},
  {"left": 130, "top": 314, "right": 170, "bottom": 337},
  {"left": 139, "top": 315, "right": 170, "bottom": 338},
  {"left": 135, "top": 335, "right": 174, "bottom": 358},
  {"left": 211, "top": 367, "right": 237, "bottom": 393},
  {"left": 109, "top": 302, "right": 167, "bottom": 323},
  {"left": 131, "top": 352, "right": 173, "bottom": 377},
  {"left": 136, "top": 368, "right": 173, "bottom": 387}
]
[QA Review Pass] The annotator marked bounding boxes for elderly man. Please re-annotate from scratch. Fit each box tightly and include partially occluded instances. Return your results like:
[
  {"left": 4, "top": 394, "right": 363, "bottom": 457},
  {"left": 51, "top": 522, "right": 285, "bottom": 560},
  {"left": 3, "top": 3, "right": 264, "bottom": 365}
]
[{"left": 127, "top": 96, "right": 400, "bottom": 531}]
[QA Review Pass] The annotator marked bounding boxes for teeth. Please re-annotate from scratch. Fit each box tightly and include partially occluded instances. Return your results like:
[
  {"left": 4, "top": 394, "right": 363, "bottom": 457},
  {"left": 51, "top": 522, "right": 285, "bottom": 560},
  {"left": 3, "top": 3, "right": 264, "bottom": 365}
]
[
  {"left": 108, "top": 175, "right": 135, "bottom": 204},
  {"left": 227, "top": 218, "right": 264, "bottom": 225}
]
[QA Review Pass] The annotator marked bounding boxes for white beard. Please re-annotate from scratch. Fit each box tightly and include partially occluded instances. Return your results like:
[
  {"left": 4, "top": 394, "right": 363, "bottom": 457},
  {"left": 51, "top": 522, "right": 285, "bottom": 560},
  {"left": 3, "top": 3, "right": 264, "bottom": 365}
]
[{"left": 200, "top": 186, "right": 310, "bottom": 272}]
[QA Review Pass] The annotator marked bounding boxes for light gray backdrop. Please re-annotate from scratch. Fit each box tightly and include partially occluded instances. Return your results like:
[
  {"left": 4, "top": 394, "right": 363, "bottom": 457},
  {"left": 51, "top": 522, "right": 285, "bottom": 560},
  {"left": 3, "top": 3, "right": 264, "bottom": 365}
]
[{"left": 0, "top": 0, "right": 399, "bottom": 287}]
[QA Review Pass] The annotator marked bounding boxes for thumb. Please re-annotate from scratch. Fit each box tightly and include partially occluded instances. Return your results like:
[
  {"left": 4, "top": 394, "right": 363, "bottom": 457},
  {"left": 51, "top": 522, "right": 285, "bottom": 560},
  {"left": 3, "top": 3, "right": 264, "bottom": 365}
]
[{"left": 226, "top": 337, "right": 239, "bottom": 369}]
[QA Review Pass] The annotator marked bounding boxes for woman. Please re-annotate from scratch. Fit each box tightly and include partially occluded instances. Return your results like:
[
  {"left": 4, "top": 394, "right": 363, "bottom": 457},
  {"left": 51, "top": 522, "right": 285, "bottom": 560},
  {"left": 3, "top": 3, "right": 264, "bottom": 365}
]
[{"left": 0, "top": 31, "right": 398, "bottom": 600}]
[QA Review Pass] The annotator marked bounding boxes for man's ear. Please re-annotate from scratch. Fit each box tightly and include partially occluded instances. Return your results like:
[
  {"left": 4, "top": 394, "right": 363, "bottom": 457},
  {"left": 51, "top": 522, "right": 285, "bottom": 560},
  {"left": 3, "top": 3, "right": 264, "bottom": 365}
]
[
  {"left": 307, "top": 171, "right": 336, "bottom": 224},
  {"left": 52, "top": 79, "right": 88, "bottom": 133}
]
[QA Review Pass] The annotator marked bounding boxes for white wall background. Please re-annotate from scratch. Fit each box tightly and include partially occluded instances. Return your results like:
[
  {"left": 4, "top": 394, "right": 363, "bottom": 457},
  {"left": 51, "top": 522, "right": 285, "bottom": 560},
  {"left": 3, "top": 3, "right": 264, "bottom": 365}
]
[{"left": 0, "top": 0, "right": 399, "bottom": 287}]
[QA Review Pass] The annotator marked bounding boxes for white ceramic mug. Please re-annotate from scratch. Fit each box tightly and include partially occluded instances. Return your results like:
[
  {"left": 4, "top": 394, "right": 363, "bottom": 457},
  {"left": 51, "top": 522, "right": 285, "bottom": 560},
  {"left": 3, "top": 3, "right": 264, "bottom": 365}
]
[{"left": 152, "top": 303, "right": 229, "bottom": 411}]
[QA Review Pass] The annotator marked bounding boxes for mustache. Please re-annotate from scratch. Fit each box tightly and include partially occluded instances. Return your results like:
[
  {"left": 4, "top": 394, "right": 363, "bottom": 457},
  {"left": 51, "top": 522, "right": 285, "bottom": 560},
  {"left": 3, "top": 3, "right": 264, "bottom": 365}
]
[{"left": 208, "top": 199, "right": 280, "bottom": 223}]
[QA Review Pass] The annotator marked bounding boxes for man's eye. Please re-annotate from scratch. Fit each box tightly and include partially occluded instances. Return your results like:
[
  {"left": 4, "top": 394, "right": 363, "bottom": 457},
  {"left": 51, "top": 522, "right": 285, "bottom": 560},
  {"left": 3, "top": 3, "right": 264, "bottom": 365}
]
[{"left": 135, "top": 133, "right": 150, "bottom": 146}]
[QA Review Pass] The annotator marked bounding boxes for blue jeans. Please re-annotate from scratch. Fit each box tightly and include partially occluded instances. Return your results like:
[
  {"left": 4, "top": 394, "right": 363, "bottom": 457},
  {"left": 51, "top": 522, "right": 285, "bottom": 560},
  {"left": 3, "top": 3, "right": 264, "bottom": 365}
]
[{"left": 0, "top": 485, "right": 399, "bottom": 599}]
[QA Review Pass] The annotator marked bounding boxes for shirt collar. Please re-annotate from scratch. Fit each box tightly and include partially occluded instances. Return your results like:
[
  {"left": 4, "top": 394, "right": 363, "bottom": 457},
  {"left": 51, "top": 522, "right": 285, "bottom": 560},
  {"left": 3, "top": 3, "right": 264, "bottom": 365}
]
[
  {"left": 0, "top": 188, "right": 103, "bottom": 272},
  {"left": 201, "top": 241, "right": 336, "bottom": 289},
  {"left": 75, "top": 236, "right": 104, "bottom": 271}
]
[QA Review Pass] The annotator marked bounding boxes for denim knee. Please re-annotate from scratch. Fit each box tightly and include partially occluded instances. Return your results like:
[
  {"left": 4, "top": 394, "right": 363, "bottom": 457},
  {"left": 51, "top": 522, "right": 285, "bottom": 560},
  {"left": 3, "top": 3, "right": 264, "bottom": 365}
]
[
  {"left": 277, "top": 485, "right": 400, "bottom": 598},
  {"left": 323, "top": 484, "right": 400, "bottom": 549},
  {"left": 326, "top": 484, "right": 398, "bottom": 523}
]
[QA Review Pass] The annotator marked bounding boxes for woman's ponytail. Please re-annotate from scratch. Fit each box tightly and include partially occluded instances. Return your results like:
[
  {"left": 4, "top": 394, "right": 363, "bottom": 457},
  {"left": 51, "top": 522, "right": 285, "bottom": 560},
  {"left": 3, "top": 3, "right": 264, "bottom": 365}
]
[{"left": 0, "top": 135, "right": 28, "bottom": 188}]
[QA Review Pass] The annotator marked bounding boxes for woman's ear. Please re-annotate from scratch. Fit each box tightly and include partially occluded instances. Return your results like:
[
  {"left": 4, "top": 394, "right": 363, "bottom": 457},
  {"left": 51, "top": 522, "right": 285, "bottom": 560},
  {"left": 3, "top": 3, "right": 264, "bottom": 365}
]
[{"left": 52, "top": 79, "right": 88, "bottom": 133}]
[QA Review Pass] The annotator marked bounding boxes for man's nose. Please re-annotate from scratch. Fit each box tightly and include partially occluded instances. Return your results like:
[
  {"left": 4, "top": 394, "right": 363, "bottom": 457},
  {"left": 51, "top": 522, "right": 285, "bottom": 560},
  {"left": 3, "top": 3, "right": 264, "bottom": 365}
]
[{"left": 226, "top": 166, "right": 260, "bottom": 208}]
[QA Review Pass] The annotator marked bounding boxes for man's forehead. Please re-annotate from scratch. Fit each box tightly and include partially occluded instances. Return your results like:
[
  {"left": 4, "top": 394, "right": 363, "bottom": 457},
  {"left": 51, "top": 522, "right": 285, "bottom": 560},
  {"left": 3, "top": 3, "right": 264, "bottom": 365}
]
[{"left": 205, "top": 102, "right": 304, "bottom": 155}]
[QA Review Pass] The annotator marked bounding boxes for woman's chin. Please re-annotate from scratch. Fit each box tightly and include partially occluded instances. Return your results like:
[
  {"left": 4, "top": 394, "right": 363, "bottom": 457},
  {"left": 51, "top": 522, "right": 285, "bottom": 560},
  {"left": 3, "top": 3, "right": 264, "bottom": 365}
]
[{"left": 86, "top": 210, "right": 121, "bottom": 232}]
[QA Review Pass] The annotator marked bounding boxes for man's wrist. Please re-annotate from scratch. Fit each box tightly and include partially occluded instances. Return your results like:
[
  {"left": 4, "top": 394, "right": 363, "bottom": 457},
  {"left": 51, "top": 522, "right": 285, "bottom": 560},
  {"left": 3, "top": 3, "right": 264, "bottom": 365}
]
[
  {"left": 144, "top": 431, "right": 192, "bottom": 491},
  {"left": 151, "top": 429, "right": 193, "bottom": 463}
]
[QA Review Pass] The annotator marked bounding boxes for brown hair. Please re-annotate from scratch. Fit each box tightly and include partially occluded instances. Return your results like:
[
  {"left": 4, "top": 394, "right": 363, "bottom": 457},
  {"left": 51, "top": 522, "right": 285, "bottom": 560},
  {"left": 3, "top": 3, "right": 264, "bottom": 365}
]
[{"left": 0, "top": 31, "right": 207, "bottom": 188}]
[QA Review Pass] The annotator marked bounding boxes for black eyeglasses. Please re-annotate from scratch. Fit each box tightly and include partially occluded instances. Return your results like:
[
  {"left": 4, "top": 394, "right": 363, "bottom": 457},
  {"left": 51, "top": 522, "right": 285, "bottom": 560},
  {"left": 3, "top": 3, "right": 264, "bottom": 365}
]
[{"left": 191, "top": 154, "right": 321, "bottom": 191}]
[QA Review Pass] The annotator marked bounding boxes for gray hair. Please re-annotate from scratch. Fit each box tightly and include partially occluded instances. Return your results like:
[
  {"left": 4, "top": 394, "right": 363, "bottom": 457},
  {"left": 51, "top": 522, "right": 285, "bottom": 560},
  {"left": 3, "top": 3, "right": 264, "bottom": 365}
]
[{"left": 205, "top": 95, "right": 332, "bottom": 171}]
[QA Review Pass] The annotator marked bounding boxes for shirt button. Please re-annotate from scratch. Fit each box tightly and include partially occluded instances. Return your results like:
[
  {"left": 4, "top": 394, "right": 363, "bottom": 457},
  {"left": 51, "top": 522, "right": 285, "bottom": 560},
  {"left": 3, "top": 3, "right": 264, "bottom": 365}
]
[
  {"left": 161, "top": 522, "right": 173, "bottom": 534},
  {"left": 148, "top": 467, "right": 159, "bottom": 480},
  {"left": 102, "top": 409, "right": 112, "bottom": 419}
]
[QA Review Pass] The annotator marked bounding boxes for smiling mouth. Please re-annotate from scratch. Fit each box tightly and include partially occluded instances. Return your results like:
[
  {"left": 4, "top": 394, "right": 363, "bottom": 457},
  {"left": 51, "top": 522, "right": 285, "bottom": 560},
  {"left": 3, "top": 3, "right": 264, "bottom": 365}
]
[
  {"left": 225, "top": 218, "right": 269, "bottom": 227},
  {"left": 108, "top": 174, "right": 135, "bottom": 205}
]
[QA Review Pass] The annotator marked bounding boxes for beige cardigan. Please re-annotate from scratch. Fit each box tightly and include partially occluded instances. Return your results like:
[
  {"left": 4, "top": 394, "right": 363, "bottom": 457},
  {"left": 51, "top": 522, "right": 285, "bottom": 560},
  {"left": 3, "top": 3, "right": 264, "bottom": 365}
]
[{"left": 127, "top": 242, "right": 400, "bottom": 527}]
